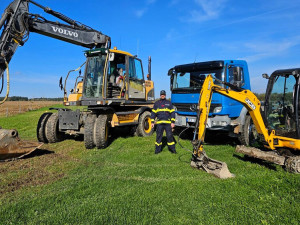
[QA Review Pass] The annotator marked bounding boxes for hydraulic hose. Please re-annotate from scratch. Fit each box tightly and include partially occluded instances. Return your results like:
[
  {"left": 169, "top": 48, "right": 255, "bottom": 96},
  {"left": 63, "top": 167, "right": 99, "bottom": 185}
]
[
  {"left": 63, "top": 62, "right": 86, "bottom": 100},
  {"left": 0, "top": 58, "right": 10, "bottom": 105}
]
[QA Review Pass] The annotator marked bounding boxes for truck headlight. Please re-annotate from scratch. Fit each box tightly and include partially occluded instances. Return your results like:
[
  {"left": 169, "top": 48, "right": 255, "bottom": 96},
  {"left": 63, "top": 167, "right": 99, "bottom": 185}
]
[
  {"left": 213, "top": 106, "right": 222, "bottom": 113},
  {"left": 221, "top": 121, "right": 228, "bottom": 126}
]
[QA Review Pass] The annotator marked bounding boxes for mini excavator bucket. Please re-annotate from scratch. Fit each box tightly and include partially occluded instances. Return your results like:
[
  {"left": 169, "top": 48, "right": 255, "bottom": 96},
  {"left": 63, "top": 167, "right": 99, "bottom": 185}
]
[
  {"left": 0, "top": 129, "right": 43, "bottom": 161},
  {"left": 191, "top": 152, "right": 235, "bottom": 179}
]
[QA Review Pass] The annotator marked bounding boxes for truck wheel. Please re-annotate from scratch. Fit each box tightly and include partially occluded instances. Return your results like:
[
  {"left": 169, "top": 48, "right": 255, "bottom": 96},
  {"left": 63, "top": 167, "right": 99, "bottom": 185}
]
[
  {"left": 136, "top": 111, "right": 154, "bottom": 137},
  {"left": 239, "top": 115, "right": 258, "bottom": 146},
  {"left": 84, "top": 114, "right": 97, "bottom": 149},
  {"left": 37, "top": 112, "right": 52, "bottom": 143},
  {"left": 45, "top": 113, "right": 63, "bottom": 143},
  {"left": 94, "top": 114, "right": 109, "bottom": 149}
]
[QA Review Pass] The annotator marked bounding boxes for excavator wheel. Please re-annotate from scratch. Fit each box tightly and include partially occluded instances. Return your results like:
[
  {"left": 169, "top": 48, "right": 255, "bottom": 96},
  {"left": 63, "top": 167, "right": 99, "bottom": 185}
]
[
  {"left": 45, "top": 113, "right": 63, "bottom": 143},
  {"left": 94, "top": 114, "right": 109, "bottom": 149},
  {"left": 239, "top": 115, "right": 259, "bottom": 146},
  {"left": 37, "top": 112, "right": 52, "bottom": 143},
  {"left": 84, "top": 114, "right": 97, "bottom": 149},
  {"left": 285, "top": 156, "right": 300, "bottom": 174},
  {"left": 136, "top": 111, "right": 154, "bottom": 137}
]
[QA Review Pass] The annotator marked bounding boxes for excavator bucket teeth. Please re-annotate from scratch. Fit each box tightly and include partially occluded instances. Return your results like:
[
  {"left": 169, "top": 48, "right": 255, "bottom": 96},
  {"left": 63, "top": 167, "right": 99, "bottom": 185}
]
[
  {"left": 0, "top": 129, "right": 43, "bottom": 161},
  {"left": 191, "top": 152, "right": 235, "bottom": 179}
]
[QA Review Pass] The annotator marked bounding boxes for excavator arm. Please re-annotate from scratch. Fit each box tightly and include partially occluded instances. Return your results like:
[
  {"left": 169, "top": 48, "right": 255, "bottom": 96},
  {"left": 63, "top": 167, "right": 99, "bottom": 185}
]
[
  {"left": 0, "top": 0, "right": 111, "bottom": 161},
  {"left": 0, "top": 0, "right": 111, "bottom": 81}
]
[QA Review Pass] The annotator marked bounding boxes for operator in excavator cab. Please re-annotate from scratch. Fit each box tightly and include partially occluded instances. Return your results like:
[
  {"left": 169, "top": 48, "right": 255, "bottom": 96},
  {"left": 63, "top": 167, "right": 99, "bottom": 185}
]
[{"left": 151, "top": 90, "right": 176, "bottom": 154}]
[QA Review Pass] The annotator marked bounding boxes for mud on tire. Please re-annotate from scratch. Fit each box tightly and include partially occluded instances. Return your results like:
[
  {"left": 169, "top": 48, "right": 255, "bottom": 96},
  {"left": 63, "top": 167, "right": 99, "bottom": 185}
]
[
  {"left": 94, "top": 114, "right": 109, "bottom": 149},
  {"left": 84, "top": 114, "right": 97, "bottom": 149},
  {"left": 285, "top": 156, "right": 300, "bottom": 174},
  {"left": 45, "top": 113, "right": 63, "bottom": 143},
  {"left": 37, "top": 112, "right": 52, "bottom": 143},
  {"left": 136, "top": 111, "right": 154, "bottom": 137}
]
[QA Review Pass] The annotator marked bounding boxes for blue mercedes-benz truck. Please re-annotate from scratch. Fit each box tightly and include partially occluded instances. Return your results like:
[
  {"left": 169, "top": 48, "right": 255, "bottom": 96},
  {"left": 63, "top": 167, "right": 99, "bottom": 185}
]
[{"left": 168, "top": 60, "right": 253, "bottom": 145}]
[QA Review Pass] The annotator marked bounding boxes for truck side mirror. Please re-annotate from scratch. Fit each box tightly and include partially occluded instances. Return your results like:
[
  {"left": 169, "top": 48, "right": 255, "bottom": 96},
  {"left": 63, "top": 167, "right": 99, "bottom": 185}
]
[
  {"left": 233, "top": 67, "right": 242, "bottom": 82},
  {"left": 170, "top": 75, "right": 174, "bottom": 90},
  {"left": 231, "top": 66, "right": 243, "bottom": 88},
  {"left": 262, "top": 73, "right": 269, "bottom": 79},
  {"left": 168, "top": 68, "right": 174, "bottom": 76},
  {"left": 109, "top": 53, "right": 115, "bottom": 61},
  {"left": 59, "top": 77, "right": 63, "bottom": 90}
]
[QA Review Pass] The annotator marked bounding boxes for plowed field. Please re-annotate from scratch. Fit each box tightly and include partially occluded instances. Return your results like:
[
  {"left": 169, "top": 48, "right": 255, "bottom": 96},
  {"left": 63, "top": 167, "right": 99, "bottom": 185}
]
[{"left": 0, "top": 101, "right": 61, "bottom": 117}]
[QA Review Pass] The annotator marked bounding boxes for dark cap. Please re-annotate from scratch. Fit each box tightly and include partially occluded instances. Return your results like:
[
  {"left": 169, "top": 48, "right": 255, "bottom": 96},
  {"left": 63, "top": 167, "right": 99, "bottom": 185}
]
[{"left": 160, "top": 90, "right": 166, "bottom": 96}]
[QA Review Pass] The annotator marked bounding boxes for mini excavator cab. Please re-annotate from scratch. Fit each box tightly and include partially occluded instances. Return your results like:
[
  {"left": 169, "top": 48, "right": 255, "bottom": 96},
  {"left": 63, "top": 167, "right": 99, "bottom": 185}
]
[{"left": 264, "top": 69, "right": 300, "bottom": 140}]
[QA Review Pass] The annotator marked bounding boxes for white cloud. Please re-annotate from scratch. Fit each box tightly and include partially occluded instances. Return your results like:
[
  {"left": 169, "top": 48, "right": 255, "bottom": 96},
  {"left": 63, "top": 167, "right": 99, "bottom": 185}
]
[
  {"left": 146, "top": 0, "right": 157, "bottom": 4},
  {"left": 240, "top": 37, "right": 300, "bottom": 62},
  {"left": 135, "top": 0, "right": 157, "bottom": 18},
  {"left": 169, "top": 0, "right": 180, "bottom": 6},
  {"left": 164, "top": 28, "right": 180, "bottom": 41},
  {"left": 135, "top": 9, "right": 147, "bottom": 18},
  {"left": 184, "top": 0, "right": 227, "bottom": 23}
]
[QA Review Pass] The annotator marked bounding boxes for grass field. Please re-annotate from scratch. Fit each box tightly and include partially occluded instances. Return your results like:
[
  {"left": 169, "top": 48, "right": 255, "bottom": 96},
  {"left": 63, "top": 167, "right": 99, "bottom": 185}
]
[{"left": 0, "top": 107, "right": 299, "bottom": 224}]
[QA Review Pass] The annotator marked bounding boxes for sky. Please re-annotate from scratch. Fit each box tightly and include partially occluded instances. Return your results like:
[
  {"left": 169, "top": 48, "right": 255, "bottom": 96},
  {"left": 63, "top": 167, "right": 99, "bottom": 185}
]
[{"left": 1, "top": 0, "right": 300, "bottom": 98}]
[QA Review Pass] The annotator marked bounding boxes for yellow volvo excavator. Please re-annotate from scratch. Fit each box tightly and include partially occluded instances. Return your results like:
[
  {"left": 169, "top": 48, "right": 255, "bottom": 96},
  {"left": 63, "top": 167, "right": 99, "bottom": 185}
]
[
  {"left": 190, "top": 67, "right": 300, "bottom": 178},
  {"left": 0, "top": 0, "right": 155, "bottom": 160}
]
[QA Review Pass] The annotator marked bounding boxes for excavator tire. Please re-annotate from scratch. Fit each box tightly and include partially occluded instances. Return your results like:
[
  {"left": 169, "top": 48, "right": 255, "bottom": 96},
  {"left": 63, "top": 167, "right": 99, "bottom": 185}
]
[
  {"left": 37, "top": 112, "right": 52, "bottom": 143},
  {"left": 136, "top": 111, "right": 153, "bottom": 137},
  {"left": 84, "top": 114, "right": 97, "bottom": 149},
  {"left": 238, "top": 115, "right": 259, "bottom": 146},
  {"left": 45, "top": 113, "right": 63, "bottom": 143},
  {"left": 94, "top": 114, "right": 109, "bottom": 149},
  {"left": 285, "top": 156, "right": 300, "bottom": 174}
]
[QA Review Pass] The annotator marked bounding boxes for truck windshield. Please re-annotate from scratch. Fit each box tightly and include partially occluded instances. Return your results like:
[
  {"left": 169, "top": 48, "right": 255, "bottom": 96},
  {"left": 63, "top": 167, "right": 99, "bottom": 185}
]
[
  {"left": 172, "top": 69, "right": 223, "bottom": 92},
  {"left": 83, "top": 54, "right": 107, "bottom": 98}
]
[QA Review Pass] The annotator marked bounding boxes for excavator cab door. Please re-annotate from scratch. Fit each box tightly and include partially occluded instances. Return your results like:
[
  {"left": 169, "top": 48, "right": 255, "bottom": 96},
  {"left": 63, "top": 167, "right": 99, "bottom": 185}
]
[
  {"left": 265, "top": 70, "right": 300, "bottom": 138},
  {"left": 127, "top": 57, "right": 145, "bottom": 99},
  {"left": 82, "top": 54, "right": 107, "bottom": 99}
]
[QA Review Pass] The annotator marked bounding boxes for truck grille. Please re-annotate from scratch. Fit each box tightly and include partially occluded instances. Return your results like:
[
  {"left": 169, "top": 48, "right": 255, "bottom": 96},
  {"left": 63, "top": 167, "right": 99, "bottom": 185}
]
[{"left": 174, "top": 103, "right": 220, "bottom": 113}]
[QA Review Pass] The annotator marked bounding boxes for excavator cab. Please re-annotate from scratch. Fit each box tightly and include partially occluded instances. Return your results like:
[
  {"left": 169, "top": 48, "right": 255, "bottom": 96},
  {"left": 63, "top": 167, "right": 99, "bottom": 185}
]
[
  {"left": 80, "top": 48, "right": 154, "bottom": 106},
  {"left": 264, "top": 69, "right": 300, "bottom": 139}
]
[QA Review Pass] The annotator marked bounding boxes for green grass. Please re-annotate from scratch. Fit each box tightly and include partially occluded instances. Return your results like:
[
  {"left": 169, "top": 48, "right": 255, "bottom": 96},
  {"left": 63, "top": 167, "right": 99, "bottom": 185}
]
[{"left": 0, "top": 107, "right": 299, "bottom": 224}]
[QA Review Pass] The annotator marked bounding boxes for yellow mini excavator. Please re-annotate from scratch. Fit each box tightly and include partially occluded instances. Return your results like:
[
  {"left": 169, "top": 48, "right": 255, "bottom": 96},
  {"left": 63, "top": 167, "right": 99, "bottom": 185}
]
[{"left": 190, "top": 67, "right": 300, "bottom": 178}]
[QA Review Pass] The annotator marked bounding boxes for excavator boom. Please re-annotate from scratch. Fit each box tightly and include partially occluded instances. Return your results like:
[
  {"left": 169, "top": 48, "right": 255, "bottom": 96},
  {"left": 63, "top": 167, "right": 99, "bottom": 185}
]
[{"left": 0, "top": 0, "right": 111, "bottom": 161}]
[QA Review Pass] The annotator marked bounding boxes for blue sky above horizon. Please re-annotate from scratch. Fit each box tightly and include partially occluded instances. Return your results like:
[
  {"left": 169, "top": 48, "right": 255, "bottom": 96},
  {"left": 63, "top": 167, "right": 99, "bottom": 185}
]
[{"left": 1, "top": 0, "right": 300, "bottom": 98}]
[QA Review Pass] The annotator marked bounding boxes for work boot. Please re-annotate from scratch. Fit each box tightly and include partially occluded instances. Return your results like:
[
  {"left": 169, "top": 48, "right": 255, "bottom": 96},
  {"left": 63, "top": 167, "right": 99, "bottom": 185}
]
[
  {"left": 170, "top": 150, "right": 177, "bottom": 154},
  {"left": 155, "top": 150, "right": 162, "bottom": 154}
]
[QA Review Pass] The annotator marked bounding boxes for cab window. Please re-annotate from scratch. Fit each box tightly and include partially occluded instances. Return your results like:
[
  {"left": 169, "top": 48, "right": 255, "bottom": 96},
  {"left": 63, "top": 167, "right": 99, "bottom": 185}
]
[
  {"left": 134, "top": 59, "right": 144, "bottom": 80},
  {"left": 129, "top": 58, "right": 144, "bottom": 80}
]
